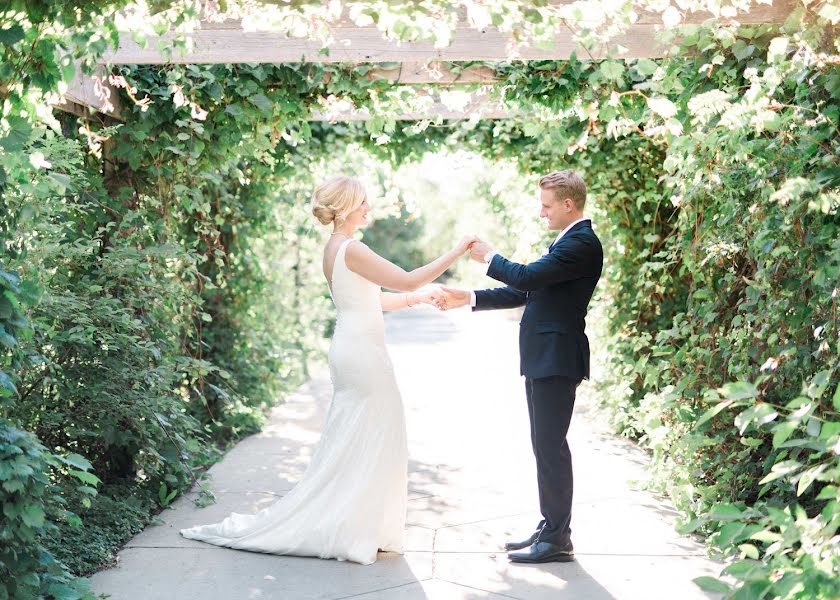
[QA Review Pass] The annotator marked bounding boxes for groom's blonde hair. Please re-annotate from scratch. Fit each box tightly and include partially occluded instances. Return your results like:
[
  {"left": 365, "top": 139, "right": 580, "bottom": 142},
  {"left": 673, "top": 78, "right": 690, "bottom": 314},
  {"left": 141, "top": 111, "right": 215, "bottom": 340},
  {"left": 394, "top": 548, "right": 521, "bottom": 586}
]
[
  {"left": 312, "top": 176, "right": 366, "bottom": 226},
  {"left": 539, "top": 170, "right": 586, "bottom": 210}
]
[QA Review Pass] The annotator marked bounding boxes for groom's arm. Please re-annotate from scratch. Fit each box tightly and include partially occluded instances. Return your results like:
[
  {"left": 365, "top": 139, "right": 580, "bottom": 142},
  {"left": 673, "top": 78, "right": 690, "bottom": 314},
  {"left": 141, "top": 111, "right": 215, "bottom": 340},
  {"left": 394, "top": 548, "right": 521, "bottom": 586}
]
[
  {"left": 487, "top": 234, "right": 599, "bottom": 292},
  {"left": 471, "top": 286, "right": 527, "bottom": 311}
]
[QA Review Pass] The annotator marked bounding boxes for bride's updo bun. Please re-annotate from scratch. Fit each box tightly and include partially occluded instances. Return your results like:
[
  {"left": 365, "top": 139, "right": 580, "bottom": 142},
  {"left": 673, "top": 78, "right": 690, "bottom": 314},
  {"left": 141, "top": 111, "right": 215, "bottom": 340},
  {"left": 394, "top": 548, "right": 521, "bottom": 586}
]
[{"left": 311, "top": 176, "right": 366, "bottom": 226}]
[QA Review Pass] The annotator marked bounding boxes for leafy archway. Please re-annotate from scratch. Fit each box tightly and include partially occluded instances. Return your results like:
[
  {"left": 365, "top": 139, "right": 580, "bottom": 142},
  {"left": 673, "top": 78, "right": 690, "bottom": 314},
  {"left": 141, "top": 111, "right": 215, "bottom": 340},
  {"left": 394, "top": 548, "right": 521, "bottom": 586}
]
[{"left": 1, "top": 2, "right": 838, "bottom": 598}]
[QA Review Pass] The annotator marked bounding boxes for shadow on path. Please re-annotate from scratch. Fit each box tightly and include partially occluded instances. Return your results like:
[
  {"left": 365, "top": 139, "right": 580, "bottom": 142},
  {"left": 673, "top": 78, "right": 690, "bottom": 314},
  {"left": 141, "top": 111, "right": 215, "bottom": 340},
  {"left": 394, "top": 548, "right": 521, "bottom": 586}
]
[{"left": 89, "top": 308, "right": 722, "bottom": 600}]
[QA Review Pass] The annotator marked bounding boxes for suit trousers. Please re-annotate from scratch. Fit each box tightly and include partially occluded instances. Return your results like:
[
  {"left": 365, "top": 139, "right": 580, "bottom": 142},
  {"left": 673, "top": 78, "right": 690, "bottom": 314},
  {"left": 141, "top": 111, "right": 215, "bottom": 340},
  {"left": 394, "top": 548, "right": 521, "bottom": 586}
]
[{"left": 525, "top": 375, "right": 578, "bottom": 545}]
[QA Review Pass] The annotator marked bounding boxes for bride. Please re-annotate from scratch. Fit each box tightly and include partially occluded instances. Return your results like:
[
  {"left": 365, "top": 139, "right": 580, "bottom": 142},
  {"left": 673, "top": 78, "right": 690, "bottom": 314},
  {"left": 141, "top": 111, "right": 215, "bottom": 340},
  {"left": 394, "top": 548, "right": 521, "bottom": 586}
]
[{"left": 180, "top": 175, "right": 474, "bottom": 564}]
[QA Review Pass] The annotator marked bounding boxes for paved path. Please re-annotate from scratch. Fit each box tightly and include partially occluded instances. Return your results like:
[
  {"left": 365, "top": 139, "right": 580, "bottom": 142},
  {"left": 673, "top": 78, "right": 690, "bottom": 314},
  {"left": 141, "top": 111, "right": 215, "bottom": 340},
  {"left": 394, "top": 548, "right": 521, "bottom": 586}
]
[{"left": 90, "top": 308, "right": 722, "bottom": 599}]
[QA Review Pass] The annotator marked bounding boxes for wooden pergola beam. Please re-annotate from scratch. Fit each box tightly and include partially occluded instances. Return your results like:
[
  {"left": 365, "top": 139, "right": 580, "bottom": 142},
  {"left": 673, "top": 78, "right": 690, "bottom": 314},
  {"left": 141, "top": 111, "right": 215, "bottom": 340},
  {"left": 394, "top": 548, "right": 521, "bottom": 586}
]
[
  {"left": 49, "top": 62, "right": 491, "bottom": 122},
  {"left": 105, "top": 26, "right": 663, "bottom": 64},
  {"left": 99, "top": 0, "right": 793, "bottom": 65},
  {"left": 52, "top": 0, "right": 794, "bottom": 120},
  {"left": 360, "top": 62, "right": 499, "bottom": 84},
  {"left": 54, "top": 63, "right": 123, "bottom": 120}
]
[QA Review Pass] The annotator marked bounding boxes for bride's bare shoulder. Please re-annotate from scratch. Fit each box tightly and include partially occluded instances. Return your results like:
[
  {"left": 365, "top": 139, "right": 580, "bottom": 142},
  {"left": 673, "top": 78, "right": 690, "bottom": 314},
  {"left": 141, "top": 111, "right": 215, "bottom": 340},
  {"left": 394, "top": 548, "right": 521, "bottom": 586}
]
[
  {"left": 345, "top": 240, "right": 381, "bottom": 269},
  {"left": 344, "top": 239, "right": 370, "bottom": 255}
]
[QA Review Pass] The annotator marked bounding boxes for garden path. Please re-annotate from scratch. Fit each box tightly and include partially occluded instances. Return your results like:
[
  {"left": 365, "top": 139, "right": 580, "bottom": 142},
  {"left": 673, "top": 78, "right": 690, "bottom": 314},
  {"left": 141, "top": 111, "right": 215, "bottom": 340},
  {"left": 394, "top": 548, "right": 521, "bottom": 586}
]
[{"left": 90, "top": 307, "right": 723, "bottom": 599}]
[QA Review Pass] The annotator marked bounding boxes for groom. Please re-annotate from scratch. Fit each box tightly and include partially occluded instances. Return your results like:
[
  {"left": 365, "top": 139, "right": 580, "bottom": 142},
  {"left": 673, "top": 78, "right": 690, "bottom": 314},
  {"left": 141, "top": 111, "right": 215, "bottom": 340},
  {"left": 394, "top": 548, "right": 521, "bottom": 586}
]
[{"left": 435, "top": 170, "right": 603, "bottom": 564}]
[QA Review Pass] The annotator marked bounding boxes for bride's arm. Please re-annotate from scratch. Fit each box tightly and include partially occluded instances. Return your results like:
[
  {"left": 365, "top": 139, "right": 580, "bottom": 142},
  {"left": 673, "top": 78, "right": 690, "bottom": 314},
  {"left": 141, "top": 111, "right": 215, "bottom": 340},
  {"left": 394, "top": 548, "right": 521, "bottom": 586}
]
[
  {"left": 380, "top": 289, "right": 437, "bottom": 311},
  {"left": 345, "top": 237, "right": 474, "bottom": 292}
]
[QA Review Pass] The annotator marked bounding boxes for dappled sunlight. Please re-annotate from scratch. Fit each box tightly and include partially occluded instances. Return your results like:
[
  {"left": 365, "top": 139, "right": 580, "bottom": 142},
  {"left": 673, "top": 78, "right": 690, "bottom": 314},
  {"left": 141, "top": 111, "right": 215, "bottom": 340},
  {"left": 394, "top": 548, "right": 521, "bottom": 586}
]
[{"left": 94, "top": 309, "right": 725, "bottom": 598}]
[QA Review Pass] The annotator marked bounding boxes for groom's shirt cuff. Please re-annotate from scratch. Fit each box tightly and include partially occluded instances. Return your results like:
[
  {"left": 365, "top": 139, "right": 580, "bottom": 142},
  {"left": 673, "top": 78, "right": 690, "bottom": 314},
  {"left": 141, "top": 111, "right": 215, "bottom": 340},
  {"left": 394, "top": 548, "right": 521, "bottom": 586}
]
[
  {"left": 484, "top": 252, "right": 498, "bottom": 272},
  {"left": 472, "top": 253, "right": 499, "bottom": 308}
]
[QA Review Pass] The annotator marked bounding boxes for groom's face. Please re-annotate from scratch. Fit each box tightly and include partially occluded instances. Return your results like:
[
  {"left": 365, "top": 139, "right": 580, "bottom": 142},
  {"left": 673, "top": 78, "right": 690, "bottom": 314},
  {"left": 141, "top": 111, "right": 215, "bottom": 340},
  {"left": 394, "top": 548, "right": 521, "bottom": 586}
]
[{"left": 539, "top": 188, "right": 570, "bottom": 231}]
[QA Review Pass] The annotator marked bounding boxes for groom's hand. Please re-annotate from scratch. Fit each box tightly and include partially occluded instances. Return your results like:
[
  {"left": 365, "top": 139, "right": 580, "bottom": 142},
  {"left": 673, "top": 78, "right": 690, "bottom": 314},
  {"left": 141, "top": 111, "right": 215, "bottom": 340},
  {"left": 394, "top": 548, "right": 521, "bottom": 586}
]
[
  {"left": 469, "top": 240, "right": 494, "bottom": 263},
  {"left": 438, "top": 286, "right": 470, "bottom": 310}
]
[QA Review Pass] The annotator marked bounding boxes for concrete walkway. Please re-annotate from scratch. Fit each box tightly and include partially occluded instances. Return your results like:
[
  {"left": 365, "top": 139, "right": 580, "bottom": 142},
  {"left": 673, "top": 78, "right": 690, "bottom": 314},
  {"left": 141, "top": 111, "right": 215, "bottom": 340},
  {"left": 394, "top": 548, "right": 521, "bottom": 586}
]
[{"left": 90, "top": 308, "right": 723, "bottom": 599}]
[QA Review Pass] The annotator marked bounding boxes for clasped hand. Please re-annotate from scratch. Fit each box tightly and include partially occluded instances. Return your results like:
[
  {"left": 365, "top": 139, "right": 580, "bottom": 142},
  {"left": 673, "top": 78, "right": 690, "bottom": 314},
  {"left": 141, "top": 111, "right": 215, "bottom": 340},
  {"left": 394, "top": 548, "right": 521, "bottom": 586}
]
[
  {"left": 427, "top": 285, "right": 470, "bottom": 311},
  {"left": 456, "top": 235, "right": 493, "bottom": 263},
  {"left": 411, "top": 235, "right": 494, "bottom": 311}
]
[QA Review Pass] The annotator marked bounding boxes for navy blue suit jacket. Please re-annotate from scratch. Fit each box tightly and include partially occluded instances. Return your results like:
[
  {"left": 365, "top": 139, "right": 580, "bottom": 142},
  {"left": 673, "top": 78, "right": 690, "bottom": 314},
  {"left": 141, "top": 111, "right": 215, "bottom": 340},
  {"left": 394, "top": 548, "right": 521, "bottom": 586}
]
[{"left": 473, "top": 220, "right": 603, "bottom": 381}]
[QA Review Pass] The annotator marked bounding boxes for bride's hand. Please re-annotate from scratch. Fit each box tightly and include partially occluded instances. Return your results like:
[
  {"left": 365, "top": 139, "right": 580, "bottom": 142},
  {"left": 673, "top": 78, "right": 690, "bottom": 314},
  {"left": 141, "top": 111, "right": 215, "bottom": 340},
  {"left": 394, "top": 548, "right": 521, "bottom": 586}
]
[
  {"left": 455, "top": 235, "right": 478, "bottom": 255},
  {"left": 414, "top": 288, "right": 443, "bottom": 309}
]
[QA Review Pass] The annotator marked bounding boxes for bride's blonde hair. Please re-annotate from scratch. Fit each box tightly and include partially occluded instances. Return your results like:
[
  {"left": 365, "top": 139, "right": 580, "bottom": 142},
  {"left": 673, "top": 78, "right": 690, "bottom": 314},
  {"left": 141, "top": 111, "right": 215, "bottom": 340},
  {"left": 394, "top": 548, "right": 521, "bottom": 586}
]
[{"left": 311, "top": 176, "right": 366, "bottom": 226}]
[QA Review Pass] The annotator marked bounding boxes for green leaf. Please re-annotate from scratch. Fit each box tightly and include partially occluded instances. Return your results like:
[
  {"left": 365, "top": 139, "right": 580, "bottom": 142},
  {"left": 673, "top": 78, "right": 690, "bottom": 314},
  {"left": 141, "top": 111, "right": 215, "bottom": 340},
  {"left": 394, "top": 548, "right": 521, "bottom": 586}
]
[
  {"left": 709, "top": 502, "right": 743, "bottom": 521},
  {"left": 58, "top": 453, "right": 93, "bottom": 471},
  {"left": 46, "top": 583, "right": 82, "bottom": 600},
  {"left": 249, "top": 93, "right": 273, "bottom": 113},
  {"left": 717, "top": 521, "right": 746, "bottom": 546},
  {"left": 832, "top": 383, "right": 840, "bottom": 411},
  {"left": 820, "top": 421, "right": 840, "bottom": 441},
  {"left": 693, "top": 576, "right": 730, "bottom": 593},
  {"left": 522, "top": 121, "right": 542, "bottom": 137},
  {"left": 0, "top": 370, "right": 18, "bottom": 395},
  {"left": 2, "top": 479, "right": 24, "bottom": 493},
  {"left": 0, "top": 117, "right": 32, "bottom": 152},
  {"left": 734, "top": 403, "right": 778, "bottom": 435},
  {"left": 796, "top": 465, "right": 825, "bottom": 496},
  {"left": 676, "top": 516, "right": 707, "bottom": 534},
  {"left": 749, "top": 530, "right": 782, "bottom": 543},
  {"left": 0, "top": 25, "right": 25, "bottom": 45},
  {"left": 68, "top": 469, "right": 100, "bottom": 486},
  {"left": 0, "top": 331, "right": 16, "bottom": 348},
  {"left": 635, "top": 58, "right": 659, "bottom": 76},
  {"left": 806, "top": 370, "right": 831, "bottom": 399},
  {"left": 719, "top": 381, "right": 760, "bottom": 401},
  {"left": 722, "top": 559, "right": 765, "bottom": 578},
  {"left": 758, "top": 460, "right": 802, "bottom": 484},
  {"left": 772, "top": 421, "right": 797, "bottom": 448},
  {"left": 739, "top": 543, "right": 760, "bottom": 559},
  {"left": 0, "top": 270, "right": 20, "bottom": 288},
  {"left": 21, "top": 504, "right": 45, "bottom": 527},
  {"left": 48, "top": 172, "right": 73, "bottom": 189},
  {"left": 815, "top": 485, "right": 838, "bottom": 500},
  {"left": 732, "top": 40, "right": 755, "bottom": 60},
  {"left": 599, "top": 61, "right": 624, "bottom": 82},
  {"left": 695, "top": 399, "right": 735, "bottom": 429}
]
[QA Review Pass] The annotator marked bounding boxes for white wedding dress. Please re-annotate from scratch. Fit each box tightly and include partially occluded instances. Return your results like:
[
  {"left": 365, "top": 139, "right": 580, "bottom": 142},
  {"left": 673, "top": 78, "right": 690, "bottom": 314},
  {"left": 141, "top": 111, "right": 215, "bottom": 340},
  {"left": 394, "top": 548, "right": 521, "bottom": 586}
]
[{"left": 180, "top": 238, "right": 408, "bottom": 564}]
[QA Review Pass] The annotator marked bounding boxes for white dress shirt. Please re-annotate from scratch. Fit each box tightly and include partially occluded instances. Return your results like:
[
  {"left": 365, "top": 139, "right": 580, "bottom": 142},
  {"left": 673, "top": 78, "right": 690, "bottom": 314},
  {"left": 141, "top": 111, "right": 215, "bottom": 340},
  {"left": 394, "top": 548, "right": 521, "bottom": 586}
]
[{"left": 469, "top": 217, "right": 591, "bottom": 307}]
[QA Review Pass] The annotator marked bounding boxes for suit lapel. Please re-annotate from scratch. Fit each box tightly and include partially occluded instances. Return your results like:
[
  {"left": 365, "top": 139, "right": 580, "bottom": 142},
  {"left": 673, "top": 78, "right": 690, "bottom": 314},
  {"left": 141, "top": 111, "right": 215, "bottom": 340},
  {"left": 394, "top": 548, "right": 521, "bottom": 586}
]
[{"left": 549, "top": 219, "right": 591, "bottom": 252}]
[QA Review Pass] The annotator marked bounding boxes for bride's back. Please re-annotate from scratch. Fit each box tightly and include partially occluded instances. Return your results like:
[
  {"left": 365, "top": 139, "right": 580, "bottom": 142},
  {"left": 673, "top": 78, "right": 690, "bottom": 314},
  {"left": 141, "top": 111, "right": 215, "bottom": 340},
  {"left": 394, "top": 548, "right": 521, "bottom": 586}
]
[{"left": 327, "top": 239, "right": 381, "bottom": 316}]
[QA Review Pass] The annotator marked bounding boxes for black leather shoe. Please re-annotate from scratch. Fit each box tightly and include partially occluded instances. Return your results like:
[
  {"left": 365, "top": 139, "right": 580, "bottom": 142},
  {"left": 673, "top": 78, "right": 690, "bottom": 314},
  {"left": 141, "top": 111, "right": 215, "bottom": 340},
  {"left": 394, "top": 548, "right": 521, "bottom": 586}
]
[
  {"left": 508, "top": 541, "right": 575, "bottom": 563},
  {"left": 504, "top": 531, "right": 540, "bottom": 551}
]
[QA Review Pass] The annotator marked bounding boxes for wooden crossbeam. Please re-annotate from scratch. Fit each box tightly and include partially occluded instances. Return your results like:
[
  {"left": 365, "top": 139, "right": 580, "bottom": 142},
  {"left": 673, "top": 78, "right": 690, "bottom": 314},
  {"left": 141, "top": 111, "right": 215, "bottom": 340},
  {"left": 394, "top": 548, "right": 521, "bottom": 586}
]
[
  {"left": 360, "top": 62, "right": 498, "bottom": 84},
  {"left": 49, "top": 62, "right": 489, "bottom": 121},
  {"left": 52, "top": 0, "right": 794, "bottom": 120},
  {"left": 53, "top": 63, "right": 123, "bottom": 120},
  {"left": 105, "top": 26, "right": 664, "bottom": 64},
  {"left": 100, "top": 0, "right": 793, "bottom": 65}
]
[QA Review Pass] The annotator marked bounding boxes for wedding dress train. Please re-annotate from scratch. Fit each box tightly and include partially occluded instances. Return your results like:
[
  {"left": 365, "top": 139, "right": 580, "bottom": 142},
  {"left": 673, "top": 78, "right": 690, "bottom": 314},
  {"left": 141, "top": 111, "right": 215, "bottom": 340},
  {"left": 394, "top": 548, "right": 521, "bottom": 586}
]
[{"left": 180, "top": 238, "right": 408, "bottom": 564}]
